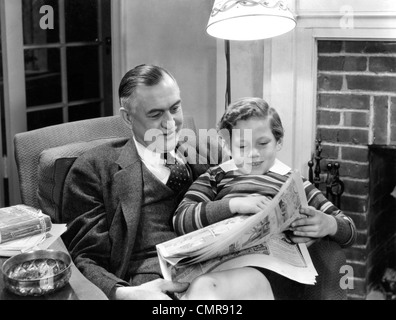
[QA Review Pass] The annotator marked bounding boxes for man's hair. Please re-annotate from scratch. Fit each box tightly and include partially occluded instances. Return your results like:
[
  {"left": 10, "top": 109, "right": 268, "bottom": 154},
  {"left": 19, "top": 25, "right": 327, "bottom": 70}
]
[
  {"left": 118, "top": 64, "right": 177, "bottom": 112},
  {"left": 217, "top": 97, "right": 284, "bottom": 142}
]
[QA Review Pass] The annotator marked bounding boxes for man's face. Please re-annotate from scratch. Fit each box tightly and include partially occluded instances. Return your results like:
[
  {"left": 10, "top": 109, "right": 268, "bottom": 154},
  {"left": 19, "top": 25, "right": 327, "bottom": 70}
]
[{"left": 128, "top": 74, "right": 183, "bottom": 153}]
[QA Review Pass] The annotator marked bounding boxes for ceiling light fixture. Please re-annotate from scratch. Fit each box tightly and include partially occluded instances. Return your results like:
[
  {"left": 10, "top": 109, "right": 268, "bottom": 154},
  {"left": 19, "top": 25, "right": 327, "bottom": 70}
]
[{"left": 207, "top": 0, "right": 296, "bottom": 41}]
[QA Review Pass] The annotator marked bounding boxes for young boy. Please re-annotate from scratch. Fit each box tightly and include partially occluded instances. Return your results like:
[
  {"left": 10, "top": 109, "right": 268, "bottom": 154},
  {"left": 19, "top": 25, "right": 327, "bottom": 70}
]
[{"left": 174, "top": 97, "right": 357, "bottom": 300}]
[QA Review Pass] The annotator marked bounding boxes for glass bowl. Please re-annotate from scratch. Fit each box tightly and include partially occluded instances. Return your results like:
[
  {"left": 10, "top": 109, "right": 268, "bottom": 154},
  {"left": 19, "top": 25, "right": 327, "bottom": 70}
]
[{"left": 1, "top": 250, "right": 72, "bottom": 296}]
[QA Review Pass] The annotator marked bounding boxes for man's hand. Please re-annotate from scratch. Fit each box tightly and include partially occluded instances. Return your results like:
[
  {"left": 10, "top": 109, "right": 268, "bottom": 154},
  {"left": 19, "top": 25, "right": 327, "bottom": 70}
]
[
  {"left": 113, "top": 279, "right": 189, "bottom": 300},
  {"left": 229, "top": 196, "right": 271, "bottom": 215}
]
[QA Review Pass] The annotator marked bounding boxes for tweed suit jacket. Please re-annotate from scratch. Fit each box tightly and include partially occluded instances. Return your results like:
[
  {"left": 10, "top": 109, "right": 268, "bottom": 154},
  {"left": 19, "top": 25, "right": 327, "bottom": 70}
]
[{"left": 61, "top": 135, "right": 224, "bottom": 298}]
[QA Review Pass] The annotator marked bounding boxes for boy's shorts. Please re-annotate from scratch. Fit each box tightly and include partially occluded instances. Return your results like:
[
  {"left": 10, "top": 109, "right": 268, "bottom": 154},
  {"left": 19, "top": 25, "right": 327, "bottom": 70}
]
[{"left": 251, "top": 267, "right": 307, "bottom": 300}]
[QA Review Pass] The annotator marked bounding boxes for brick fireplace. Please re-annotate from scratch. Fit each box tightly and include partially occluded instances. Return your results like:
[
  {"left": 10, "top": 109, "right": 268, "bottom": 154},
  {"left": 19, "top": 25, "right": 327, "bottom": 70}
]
[
  {"left": 367, "top": 145, "right": 396, "bottom": 297},
  {"left": 316, "top": 40, "right": 396, "bottom": 299}
]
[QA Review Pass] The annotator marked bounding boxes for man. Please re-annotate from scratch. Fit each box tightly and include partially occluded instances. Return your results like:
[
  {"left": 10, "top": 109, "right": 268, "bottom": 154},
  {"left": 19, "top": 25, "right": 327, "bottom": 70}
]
[{"left": 62, "top": 64, "right": 272, "bottom": 300}]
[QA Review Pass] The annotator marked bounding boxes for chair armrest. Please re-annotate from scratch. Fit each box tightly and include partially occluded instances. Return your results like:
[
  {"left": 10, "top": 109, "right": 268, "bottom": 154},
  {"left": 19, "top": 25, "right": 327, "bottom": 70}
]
[{"left": 305, "top": 238, "right": 347, "bottom": 300}]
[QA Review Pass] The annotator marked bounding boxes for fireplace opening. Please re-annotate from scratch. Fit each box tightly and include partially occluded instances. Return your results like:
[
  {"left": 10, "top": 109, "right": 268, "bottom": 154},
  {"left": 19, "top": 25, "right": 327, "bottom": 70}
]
[{"left": 367, "top": 145, "right": 396, "bottom": 299}]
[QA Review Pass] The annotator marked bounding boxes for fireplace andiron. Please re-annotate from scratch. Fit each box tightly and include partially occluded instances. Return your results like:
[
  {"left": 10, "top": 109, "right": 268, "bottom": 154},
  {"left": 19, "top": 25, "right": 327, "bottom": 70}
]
[{"left": 308, "top": 139, "right": 344, "bottom": 208}]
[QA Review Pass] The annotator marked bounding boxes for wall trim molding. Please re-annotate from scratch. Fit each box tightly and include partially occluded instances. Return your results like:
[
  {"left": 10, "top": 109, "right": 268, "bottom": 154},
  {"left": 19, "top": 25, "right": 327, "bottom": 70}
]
[
  {"left": 296, "top": 0, "right": 396, "bottom": 17},
  {"left": 110, "top": 0, "right": 127, "bottom": 115}
]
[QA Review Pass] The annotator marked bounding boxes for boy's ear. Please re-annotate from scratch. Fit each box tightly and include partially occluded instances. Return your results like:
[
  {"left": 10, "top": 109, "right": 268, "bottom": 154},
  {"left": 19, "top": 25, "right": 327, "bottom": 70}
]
[
  {"left": 276, "top": 138, "right": 283, "bottom": 151},
  {"left": 224, "top": 143, "right": 232, "bottom": 157}
]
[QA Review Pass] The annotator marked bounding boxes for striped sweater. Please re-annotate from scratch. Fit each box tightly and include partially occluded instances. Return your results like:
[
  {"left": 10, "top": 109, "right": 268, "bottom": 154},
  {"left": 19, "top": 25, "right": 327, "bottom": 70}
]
[{"left": 173, "top": 159, "right": 356, "bottom": 248}]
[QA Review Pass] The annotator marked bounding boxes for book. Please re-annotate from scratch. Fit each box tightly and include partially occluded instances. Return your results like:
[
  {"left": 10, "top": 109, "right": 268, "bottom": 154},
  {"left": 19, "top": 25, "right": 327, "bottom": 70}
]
[
  {"left": 0, "top": 205, "right": 52, "bottom": 244},
  {"left": 156, "top": 171, "right": 318, "bottom": 286},
  {"left": 0, "top": 223, "right": 67, "bottom": 257}
]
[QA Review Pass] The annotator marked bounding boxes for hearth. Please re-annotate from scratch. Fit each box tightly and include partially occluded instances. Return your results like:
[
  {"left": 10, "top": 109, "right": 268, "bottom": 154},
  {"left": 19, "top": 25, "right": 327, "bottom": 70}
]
[{"left": 367, "top": 145, "right": 396, "bottom": 299}]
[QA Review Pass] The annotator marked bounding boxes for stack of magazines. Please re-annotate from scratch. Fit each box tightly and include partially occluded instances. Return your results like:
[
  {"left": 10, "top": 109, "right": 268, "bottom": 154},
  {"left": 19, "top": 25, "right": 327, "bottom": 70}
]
[{"left": 0, "top": 204, "right": 66, "bottom": 256}]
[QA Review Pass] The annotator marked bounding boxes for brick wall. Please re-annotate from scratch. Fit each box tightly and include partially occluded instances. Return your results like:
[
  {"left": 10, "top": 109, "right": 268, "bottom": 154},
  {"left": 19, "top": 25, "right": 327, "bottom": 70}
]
[{"left": 316, "top": 40, "right": 396, "bottom": 299}]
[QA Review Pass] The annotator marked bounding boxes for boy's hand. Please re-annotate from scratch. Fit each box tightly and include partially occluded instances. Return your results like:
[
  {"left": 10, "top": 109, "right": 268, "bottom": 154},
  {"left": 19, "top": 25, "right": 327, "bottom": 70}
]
[
  {"left": 229, "top": 196, "right": 271, "bottom": 215},
  {"left": 285, "top": 231, "right": 317, "bottom": 247},
  {"left": 289, "top": 206, "right": 337, "bottom": 239}
]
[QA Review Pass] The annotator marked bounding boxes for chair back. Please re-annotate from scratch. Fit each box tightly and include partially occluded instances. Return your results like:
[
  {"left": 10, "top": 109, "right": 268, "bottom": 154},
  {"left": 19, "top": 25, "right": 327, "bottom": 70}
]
[{"left": 14, "top": 116, "right": 131, "bottom": 210}]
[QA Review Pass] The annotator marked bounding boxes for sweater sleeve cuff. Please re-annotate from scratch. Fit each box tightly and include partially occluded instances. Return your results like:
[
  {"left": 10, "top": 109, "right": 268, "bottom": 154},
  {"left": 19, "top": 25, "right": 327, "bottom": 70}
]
[
  {"left": 329, "top": 215, "right": 353, "bottom": 247},
  {"left": 205, "top": 198, "right": 233, "bottom": 225}
]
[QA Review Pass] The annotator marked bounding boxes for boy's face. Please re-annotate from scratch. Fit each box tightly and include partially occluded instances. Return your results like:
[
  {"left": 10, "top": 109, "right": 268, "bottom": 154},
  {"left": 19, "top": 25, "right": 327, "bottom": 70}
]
[{"left": 230, "top": 117, "right": 282, "bottom": 175}]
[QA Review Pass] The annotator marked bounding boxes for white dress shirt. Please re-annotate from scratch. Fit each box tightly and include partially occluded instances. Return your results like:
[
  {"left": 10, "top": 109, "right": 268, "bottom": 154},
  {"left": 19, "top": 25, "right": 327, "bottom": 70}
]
[{"left": 132, "top": 137, "right": 186, "bottom": 184}]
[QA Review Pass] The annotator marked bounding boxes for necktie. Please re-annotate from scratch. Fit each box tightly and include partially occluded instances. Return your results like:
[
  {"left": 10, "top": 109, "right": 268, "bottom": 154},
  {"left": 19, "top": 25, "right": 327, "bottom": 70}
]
[{"left": 164, "top": 153, "right": 190, "bottom": 193}]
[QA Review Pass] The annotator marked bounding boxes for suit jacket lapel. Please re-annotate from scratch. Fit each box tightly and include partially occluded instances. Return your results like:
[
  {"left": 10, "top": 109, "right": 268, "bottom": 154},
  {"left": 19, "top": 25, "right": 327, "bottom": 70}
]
[{"left": 114, "top": 140, "right": 143, "bottom": 274}]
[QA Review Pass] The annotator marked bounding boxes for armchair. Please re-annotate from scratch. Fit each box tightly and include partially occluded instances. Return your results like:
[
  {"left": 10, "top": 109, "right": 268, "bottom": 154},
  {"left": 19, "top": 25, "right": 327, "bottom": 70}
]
[{"left": 13, "top": 115, "right": 197, "bottom": 223}]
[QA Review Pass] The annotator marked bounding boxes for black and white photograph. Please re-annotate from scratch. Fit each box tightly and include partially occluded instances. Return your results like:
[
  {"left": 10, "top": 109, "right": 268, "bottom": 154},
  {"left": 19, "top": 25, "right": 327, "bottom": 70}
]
[{"left": 0, "top": 0, "right": 395, "bottom": 307}]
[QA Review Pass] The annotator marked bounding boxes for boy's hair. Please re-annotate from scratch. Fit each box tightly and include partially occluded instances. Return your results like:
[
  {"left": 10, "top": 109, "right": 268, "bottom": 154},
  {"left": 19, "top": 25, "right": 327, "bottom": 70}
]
[{"left": 217, "top": 97, "right": 284, "bottom": 142}]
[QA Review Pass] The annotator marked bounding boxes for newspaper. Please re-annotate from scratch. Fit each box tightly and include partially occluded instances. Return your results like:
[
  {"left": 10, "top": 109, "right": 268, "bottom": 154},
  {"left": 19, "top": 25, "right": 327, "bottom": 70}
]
[{"left": 156, "top": 171, "right": 318, "bottom": 285}]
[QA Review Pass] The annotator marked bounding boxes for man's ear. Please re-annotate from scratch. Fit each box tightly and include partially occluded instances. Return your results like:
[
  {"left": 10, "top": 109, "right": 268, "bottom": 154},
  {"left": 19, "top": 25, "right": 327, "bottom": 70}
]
[
  {"left": 120, "top": 107, "right": 133, "bottom": 129},
  {"left": 276, "top": 138, "right": 283, "bottom": 151}
]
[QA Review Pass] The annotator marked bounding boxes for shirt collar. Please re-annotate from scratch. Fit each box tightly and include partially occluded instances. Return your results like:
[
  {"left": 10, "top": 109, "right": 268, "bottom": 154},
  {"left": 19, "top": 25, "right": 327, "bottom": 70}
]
[
  {"left": 270, "top": 159, "right": 292, "bottom": 175},
  {"left": 219, "top": 158, "right": 291, "bottom": 175},
  {"left": 133, "top": 136, "right": 177, "bottom": 165}
]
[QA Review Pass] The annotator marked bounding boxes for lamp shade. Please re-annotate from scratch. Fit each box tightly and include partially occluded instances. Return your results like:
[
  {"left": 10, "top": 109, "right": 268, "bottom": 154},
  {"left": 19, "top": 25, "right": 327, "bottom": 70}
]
[{"left": 207, "top": 0, "right": 296, "bottom": 41}]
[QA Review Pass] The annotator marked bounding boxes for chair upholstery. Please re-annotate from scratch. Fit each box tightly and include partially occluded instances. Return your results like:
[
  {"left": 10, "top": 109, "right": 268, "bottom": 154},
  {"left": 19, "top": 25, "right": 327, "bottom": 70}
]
[
  {"left": 14, "top": 115, "right": 198, "bottom": 222},
  {"left": 37, "top": 137, "right": 127, "bottom": 223},
  {"left": 304, "top": 238, "right": 347, "bottom": 300},
  {"left": 14, "top": 116, "right": 129, "bottom": 212}
]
